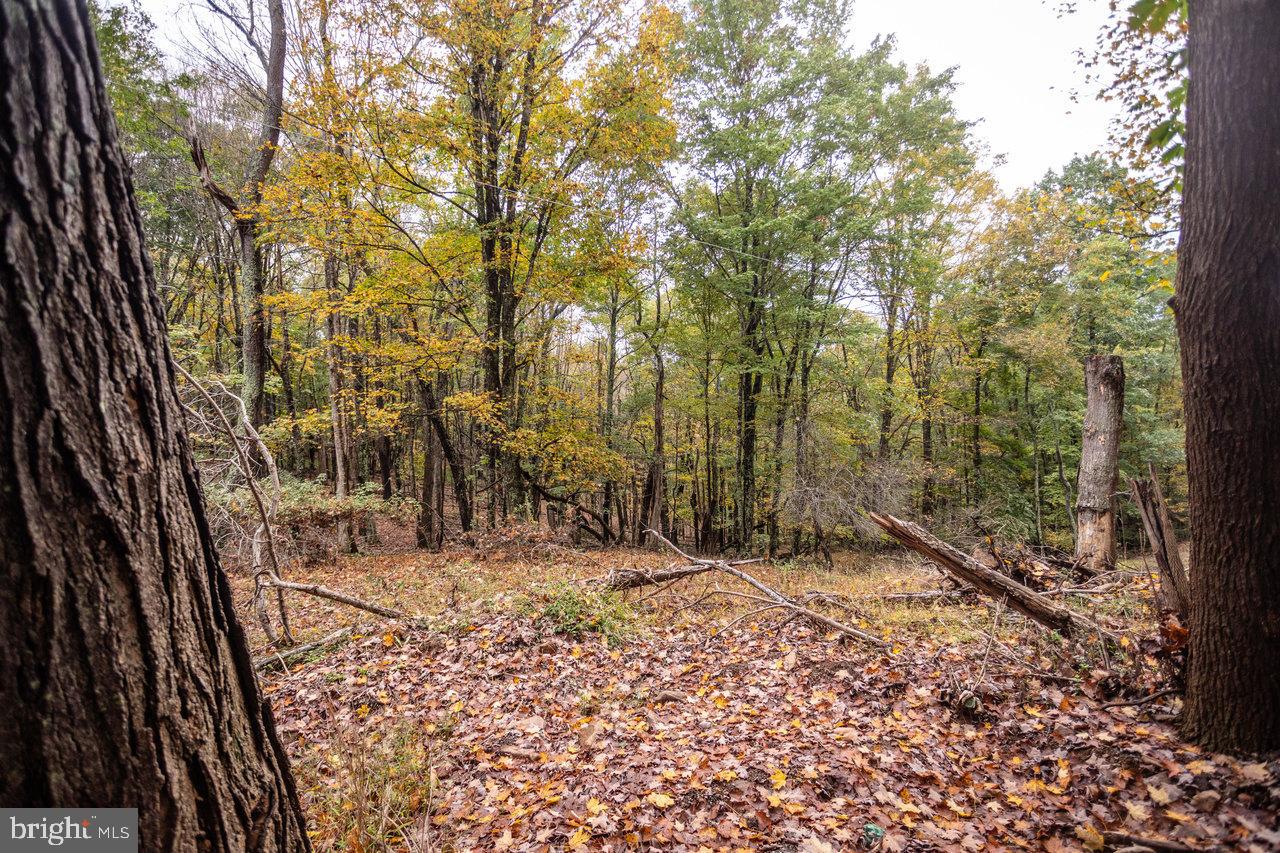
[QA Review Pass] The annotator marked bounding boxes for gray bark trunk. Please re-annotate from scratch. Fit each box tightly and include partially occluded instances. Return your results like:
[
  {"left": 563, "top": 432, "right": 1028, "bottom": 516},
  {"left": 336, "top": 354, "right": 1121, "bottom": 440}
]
[{"left": 1075, "top": 355, "right": 1124, "bottom": 574}]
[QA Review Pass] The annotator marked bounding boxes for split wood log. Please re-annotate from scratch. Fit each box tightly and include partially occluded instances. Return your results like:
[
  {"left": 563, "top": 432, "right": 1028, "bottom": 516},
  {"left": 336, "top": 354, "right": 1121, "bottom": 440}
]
[
  {"left": 644, "top": 531, "right": 888, "bottom": 648},
  {"left": 1128, "top": 464, "right": 1189, "bottom": 618},
  {"left": 869, "top": 513, "right": 1103, "bottom": 638}
]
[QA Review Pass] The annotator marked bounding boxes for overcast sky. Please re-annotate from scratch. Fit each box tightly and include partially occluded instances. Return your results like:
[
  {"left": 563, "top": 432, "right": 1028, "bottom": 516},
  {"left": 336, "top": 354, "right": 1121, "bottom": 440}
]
[
  {"left": 140, "top": 0, "right": 1120, "bottom": 193},
  {"left": 852, "top": 0, "right": 1119, "bottom": 190}
]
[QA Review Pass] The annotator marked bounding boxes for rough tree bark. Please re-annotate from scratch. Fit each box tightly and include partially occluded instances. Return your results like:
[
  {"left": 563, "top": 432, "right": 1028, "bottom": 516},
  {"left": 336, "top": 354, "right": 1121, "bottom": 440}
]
[
  {"left": 1075, "top": 355, "right": 1124, "bottom": 575},
  {"left": 0, "top": 0, "right": 308, "bottom": 846},
  {"left": 1176, "top": 0, "right": 1280, "bottom": 752}
]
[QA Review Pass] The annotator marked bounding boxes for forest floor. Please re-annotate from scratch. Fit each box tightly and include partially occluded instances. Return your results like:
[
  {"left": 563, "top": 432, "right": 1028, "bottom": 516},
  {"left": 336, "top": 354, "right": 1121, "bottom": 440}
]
[{"left": 236, "top": 522, "right": 1280, "bottom": 852}]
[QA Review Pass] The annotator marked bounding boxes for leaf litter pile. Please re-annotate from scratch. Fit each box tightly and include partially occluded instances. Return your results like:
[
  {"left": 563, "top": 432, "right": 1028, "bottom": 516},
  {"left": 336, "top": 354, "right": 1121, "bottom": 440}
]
[{"left": 250, "top": 531, "right": 1280, "bottom": 851}]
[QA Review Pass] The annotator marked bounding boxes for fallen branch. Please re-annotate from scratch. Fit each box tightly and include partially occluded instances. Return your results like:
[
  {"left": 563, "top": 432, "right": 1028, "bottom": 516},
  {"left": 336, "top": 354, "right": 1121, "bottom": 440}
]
[
  {"left": 1128, "top": 464, "right": 1189, "bottom": 618},
  {"left": 261, "top": 571, "right": 414, "bottom": 622},
  {"left": 869, "top": 513, "right": 1104, "bottom": 638},
  {"left": 1102, "top": 830, "right": 1196, "bottom": 853},
  {"left": 646, "top": 530, "right": 888, "bottom": 648},
  {"left": 1100, "top": 687, "right": 1180, "bottom": 710},
  {"left": 254, "top": 625, "right": 361, "bottom": 672},
  {"left": 603, "top": 557, "right": 762, "bottom": 592}
]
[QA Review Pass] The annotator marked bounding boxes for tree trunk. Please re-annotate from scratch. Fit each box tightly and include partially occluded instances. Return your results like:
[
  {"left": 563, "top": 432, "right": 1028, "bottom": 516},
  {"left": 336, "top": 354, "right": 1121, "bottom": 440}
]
[
  {"left": 326, "top": 257, "right": 356, "bottom": 555},
  {"left": 0, "top": 2, "right": 308, "bottom": 845},
  {"left": 1075, "top": 355, "right": 1124, "bottom": 574},
  {"left": 417, "top": 389, "right": 440, "bottom": 550},
  {"left": 420, "top": 377, "right": 472, "bottom": 533},
  {"left": 188, "top": 0, "right": 285, "bottom": 429},
  {"left": 1176, "top": 0, "right": 1280, "bottom": 752}
]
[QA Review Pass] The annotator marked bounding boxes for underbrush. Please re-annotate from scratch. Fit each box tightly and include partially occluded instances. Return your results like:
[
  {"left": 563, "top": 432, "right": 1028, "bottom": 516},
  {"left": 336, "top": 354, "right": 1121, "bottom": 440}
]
[
  {"left": 523, "top": 581, "right": 637, "bottom": 647},
  {"left": 297, "top": 718, "right": 448, "bottom": 852}
]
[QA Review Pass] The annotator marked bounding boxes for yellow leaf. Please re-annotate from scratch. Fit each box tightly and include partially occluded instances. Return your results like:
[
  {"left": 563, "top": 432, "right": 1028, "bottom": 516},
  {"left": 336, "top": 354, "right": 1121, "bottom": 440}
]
[
  {"left": 1099, "top": 270, "right": 1112, "bottom": 282},
  {"left": 568, "top": 826, "right": 591, "bottom": 848},
  {"left": 1075, "top": 824, "right": 1105, "bottom": 851},
  {"left": 646, "top": 792, "right": 675, "bottom": 808},
  {"left": 586, "top": 797, "right": 607, "bottom": 816},
  {"left": 715, "top": 769, "right": 738, "bottom": 782},
  {"left": 771, "top": 768, "right": 787, "bottom": 790},
  {"left": 1124, "top": 800, "right": 1150, "bottom": 821},
  {"left": 383, "top": 632, "right": 396, "bottom": 647}
]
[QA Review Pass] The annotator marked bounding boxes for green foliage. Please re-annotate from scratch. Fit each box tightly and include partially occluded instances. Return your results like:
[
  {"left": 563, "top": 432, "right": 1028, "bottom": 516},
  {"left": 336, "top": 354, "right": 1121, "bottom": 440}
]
[
  {"left": 206, "top": 475, "right": 418, "bottom": 529},
  {"left": 526, "top": 583, "right": 636, "bottom": 648}
]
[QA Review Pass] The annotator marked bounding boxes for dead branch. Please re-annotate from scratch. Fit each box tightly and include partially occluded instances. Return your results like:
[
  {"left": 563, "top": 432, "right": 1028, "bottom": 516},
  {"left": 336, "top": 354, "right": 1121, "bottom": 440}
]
[
  {"left": 604, "top": 563, "right": 715, "bottom": 591},
  {"left": 1128, "top": 465, "right": 1189, "bottom": 618},
  {"left": 869, "top": 513, "right": 1105, "bottom": 638},
  {"left": 254, "top": 625, "right": 363, "bottom": 672},
  {"left": 261, "top": 571, "right": 410, "bottom": 621},
  {"left": 645, "top": 530, "right": 888, "bottom": 648},
  {"left": 603, "top": 556, "right": 763, "bottom": 592},
  {"left": 176, "top": 362, "right": 293, "bottom": 644},
  {"left": 1102, "top": 831, "right": 1196, "bottom": 853},
  {"left": 1100, "top": 687, "right": 1180, "bottom": 710}
]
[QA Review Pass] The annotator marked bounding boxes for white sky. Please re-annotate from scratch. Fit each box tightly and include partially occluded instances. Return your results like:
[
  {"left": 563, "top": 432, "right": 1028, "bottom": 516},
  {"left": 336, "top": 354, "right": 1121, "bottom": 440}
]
[
  {"left": 140, "top": 0, "right": 1120, "bottom": 193},
  {"left": 851, "top": 0, "right": 1119, "bottom": 190}
]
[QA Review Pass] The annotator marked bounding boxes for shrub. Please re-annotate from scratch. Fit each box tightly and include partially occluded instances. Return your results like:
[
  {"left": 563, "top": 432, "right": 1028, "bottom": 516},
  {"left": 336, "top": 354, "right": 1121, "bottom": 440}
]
[{"left": 527, "top": 582, "right": 635, "bottom": 648}]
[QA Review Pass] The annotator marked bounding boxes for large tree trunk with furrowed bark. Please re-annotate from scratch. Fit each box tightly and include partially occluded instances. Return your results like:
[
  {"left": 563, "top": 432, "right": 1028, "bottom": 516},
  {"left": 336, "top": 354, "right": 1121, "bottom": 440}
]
[
  {"left": 0, "top": 1, "right": 309, "bottom": 846},
  {"left": 1176, "top": 0, "right": 1280, "bottom": 753},
  {"left": 1075, "top": 354, "right": 1124, "bottom": 575}
]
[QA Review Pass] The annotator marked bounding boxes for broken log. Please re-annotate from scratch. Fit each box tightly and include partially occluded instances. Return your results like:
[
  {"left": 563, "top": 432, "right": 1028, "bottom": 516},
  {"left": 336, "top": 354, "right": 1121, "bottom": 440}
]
[
  {"left": 1128, "top": 464, "right": 1189, "bottom": 618},
  {"left": 869, "top": 513, "right": 1102, "bottom": 637}
]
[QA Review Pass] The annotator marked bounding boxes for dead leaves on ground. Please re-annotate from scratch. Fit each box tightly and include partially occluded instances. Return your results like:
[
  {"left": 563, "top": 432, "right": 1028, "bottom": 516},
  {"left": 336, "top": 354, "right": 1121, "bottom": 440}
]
[{"left": 267, "top": 605, "right": 1280, "bottom": 851}]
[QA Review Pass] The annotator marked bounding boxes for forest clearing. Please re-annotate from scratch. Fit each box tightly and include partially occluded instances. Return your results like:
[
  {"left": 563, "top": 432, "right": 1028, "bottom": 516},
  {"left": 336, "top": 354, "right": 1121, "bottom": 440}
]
[{"left": 3, "top": 0, "right": 1280, "bottom": 850}]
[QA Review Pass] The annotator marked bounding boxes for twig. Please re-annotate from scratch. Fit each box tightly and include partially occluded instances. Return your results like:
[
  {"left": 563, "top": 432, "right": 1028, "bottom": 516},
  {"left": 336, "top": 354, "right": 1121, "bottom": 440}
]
[
  {"left": 254, "top": 625, "right": 363, "bottom": 672},
  {"left": 975, "top": 596, "right": 1007, "bottom": 686},
  {"left": 1101, "top": 687, "right": 1180, "bottom": 710},
  {"left": 1102, "top": 830, "right": 1196, "bottom": 852}
]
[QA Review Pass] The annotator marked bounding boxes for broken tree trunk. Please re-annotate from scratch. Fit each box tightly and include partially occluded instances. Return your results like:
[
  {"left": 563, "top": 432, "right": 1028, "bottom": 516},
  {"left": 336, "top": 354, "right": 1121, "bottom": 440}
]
[
  {"left": 870, "top": 513, "right": 1100, "bottom": 637},
  {"left": 1128, "top": 464, "right": 1190, "bottom": 618},
  {"left": 1075, "top": 354, "right": 1125, "bottom": 575}
]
